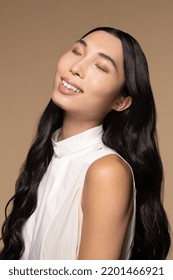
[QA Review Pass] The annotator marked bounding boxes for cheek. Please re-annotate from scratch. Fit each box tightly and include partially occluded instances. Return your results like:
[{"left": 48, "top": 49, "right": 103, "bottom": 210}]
[
  {"left": 88, "top": 76, "right": 119, "bottom": 103},
  {"left": 56, "top": 54, "right": 71, "bottom": 73},
  {"left": 85, "top": 79, "right": 121, "bottom": 114}
]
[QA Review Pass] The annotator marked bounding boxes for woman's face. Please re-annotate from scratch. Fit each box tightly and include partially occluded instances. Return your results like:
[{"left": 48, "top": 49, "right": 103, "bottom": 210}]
[{"left": 52, "top": 30, "right": 126, "bottom": 123}]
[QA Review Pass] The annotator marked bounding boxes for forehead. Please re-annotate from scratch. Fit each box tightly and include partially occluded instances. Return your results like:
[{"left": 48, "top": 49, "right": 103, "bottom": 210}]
[{"left": 81, "top": 30, "right": 123, "bottom": 61}]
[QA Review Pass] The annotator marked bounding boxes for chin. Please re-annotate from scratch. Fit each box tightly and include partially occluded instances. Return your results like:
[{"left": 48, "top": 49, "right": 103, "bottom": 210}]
[{"left": 51, "top": 91, "right": 69, "bottom": 112}]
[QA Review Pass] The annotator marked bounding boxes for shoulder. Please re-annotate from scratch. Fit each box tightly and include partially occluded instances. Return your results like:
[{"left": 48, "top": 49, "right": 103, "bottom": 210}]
[
  {"left": 79, "top": 154, "right": 133, "bottom": 259},
  {"left": 82, "top": 154, "right": 133, "bottom": 213},
  {"left": 85, "top": 154, "right": 132, "bottom": 191}
]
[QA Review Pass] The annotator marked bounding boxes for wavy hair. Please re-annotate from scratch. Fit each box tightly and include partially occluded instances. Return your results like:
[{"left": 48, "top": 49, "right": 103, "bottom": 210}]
[{"left": 0, "top": 27, "right": 171, "bottom": 259}]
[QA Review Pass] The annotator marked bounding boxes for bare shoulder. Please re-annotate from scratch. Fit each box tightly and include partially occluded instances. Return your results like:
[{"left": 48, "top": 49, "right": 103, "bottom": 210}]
[
  {"left": 78, "top": 154, "right": 133, "bottom": 259},
  {"left": 84, "top": 154, "right": 133, "bottom": 196},
  {"left": 89, "top": 153, "right": 132, "bottom": 177}
]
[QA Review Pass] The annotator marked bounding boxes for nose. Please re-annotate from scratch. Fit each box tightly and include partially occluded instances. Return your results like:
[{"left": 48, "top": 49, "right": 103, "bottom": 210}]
[{"left": 70, "top": 60, "right": 85, "bottom": 79}]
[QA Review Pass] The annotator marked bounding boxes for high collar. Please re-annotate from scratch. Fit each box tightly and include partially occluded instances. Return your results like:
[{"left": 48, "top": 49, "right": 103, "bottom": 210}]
[{"left": 51, "top": 125, "right": 103, "bottom": 158}]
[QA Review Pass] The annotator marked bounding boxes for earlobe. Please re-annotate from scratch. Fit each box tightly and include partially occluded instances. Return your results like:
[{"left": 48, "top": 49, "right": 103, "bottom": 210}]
[{"left": 111, "top": 96, "right": 132, "bottom": 112}]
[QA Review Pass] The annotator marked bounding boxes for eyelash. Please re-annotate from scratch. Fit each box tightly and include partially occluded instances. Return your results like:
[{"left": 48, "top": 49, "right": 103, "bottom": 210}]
[
  {"left": 72, "top": 48, "right": 108, "bottom": 72},
  {"left": 72, "top": 49, "right": 82, "bottom": 56},
  {"left": 95, "top": 64, "right": 108, "bottom": 73}
]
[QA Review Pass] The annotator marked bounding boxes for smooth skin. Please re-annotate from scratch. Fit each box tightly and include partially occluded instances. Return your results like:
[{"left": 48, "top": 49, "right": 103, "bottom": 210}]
[
  {"left": 51, "top": 30, "right": 133, "bottom": 259},
  {"left": 78, "top": 155, "right": 133, "bottom": 259},
  {"left": 52, "top": 31, "right": 132, "bottom": 138}
]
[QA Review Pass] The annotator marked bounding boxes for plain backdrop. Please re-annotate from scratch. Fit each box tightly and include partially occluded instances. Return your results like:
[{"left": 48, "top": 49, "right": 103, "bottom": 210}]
[{"left": 0, "top": 0, "right": 172, "bottom": 258}]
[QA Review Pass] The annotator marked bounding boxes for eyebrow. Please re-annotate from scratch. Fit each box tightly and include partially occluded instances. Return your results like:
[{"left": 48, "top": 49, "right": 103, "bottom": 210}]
[{"left": 75, "top": 39, "right": 118, "bottom": 71}]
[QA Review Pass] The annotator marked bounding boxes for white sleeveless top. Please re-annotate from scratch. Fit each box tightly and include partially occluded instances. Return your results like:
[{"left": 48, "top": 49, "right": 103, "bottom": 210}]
[{"left": 21, "top": 125, "right": 136, "bottom": 260}]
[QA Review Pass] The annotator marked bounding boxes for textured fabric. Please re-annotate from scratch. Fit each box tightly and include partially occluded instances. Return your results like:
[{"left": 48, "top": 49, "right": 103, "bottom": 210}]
[{"left": 21, "top": 125, "right": 136, "bottom": 260}]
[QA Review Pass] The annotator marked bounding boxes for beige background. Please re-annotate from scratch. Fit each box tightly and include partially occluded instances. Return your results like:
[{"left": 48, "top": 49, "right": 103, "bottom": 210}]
[{"left": 0, "top": 0, "right": 172, "bottom": 258}]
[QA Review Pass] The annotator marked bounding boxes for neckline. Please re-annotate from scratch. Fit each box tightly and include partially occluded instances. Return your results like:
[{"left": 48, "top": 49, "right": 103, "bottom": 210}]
[{"left": 51, "top": 125, "right": 103, "bottom": 158}]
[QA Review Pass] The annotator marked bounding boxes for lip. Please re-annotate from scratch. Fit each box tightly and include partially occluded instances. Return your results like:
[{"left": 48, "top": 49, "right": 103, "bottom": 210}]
[{"left": 61, "top": 77, "right": 83, "bottom": 93}]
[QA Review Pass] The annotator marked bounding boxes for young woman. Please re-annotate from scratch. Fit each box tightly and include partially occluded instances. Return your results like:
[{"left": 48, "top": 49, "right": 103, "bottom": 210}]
[{"left": 0, "top": 27, "right": 171, "bottom": 260}]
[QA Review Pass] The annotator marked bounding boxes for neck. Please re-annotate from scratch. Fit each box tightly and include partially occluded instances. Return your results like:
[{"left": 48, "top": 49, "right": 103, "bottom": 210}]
[{"left": 60, "top": 113, "right": 101, "bottom": 140}]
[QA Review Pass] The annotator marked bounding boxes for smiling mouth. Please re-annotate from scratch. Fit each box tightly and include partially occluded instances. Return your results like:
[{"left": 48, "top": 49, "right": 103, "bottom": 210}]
[{"left": 61, "top": 80, "right": 83, "bottom": 93}]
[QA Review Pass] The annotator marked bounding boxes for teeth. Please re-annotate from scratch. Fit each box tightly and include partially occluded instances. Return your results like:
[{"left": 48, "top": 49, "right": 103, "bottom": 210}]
[{"left": 62, "top": 80, "right": 82, "bottom": 93}]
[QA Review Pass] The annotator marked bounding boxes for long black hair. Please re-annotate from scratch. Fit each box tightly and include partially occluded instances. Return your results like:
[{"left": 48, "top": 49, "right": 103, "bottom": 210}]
[{"left": 0, "top": 27, "right": 171, "bottom": 259}]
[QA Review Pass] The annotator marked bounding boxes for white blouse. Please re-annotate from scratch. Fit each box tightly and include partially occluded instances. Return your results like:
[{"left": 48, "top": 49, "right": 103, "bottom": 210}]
[{"left": 21, "top": 125, "right": 136, "bottom": 260}]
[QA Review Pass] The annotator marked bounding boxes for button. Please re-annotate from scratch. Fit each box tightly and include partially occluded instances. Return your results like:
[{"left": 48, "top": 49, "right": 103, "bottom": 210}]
[
  {"left": 95, "top": 144, "right": 102, "bottom": 151},
  {"left": 57, "top": 153, "right": 63, "bottom": 158}
]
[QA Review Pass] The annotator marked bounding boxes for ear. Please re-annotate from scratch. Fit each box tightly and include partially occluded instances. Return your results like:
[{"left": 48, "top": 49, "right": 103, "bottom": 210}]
[{"left": 111, "top": 96, "right": 132, "bottom": 112}]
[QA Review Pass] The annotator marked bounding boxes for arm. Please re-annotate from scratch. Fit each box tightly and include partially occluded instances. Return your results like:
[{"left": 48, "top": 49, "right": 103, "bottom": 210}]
[{"left": 77, "top": 154, "right": 133, "bottom": 260}]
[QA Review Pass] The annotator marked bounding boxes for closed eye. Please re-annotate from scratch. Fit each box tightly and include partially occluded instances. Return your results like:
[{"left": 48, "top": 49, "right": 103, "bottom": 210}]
[
  {"left": 72, "top": 48, "right": 82, "bottom": 56},
  {"left": 95, "top": 64, "right": 108, "bottom": 73}
]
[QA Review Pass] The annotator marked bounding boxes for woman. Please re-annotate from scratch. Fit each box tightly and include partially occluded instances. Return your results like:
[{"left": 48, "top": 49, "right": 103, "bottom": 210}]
[{"left": 0, "top": 27, "right": 171, "bottom": 260}]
